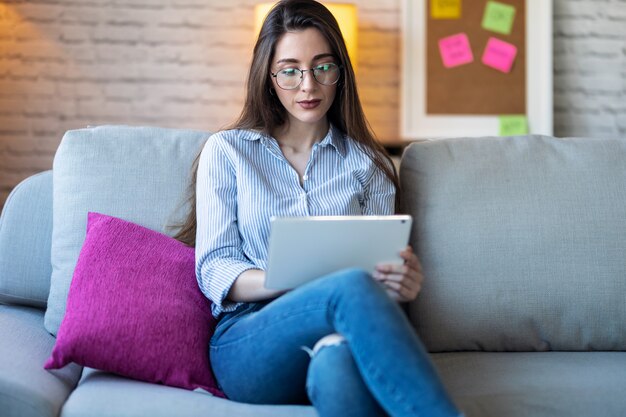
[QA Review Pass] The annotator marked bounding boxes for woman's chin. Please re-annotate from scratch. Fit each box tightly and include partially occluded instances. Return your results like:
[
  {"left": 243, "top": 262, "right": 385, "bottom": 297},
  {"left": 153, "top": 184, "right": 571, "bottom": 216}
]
[{"left": 289, "top": 109, "right": 328, "bottom": 125}]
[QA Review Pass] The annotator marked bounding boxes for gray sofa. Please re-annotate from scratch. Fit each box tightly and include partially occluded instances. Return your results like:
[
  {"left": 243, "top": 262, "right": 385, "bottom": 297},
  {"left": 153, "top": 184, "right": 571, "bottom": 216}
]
[{"left": 1, "top": 125, "right": 625, "bottom": 417}]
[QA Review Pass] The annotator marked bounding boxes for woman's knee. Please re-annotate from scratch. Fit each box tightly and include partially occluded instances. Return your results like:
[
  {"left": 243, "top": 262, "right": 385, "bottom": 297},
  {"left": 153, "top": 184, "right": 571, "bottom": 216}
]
[
  {"left": 325, "top": 267, "right": 378, "bottom": 294},
  {"left": 305, "top": 337, "right": 355, "bottom": 399},
  {"left": 305, "top": 337, "right": 389, "bottom": 417}
]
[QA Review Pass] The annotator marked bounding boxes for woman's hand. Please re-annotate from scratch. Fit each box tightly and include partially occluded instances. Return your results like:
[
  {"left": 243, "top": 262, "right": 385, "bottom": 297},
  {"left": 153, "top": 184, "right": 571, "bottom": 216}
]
[{"left": 373, "top": 246, "right": 424, "bottom": 303}]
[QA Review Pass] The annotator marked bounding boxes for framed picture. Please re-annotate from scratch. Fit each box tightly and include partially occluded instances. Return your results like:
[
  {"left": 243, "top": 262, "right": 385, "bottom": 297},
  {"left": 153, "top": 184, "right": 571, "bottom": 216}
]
[{"left": 401, "top": 0, "right": 553, "bottom": 139}]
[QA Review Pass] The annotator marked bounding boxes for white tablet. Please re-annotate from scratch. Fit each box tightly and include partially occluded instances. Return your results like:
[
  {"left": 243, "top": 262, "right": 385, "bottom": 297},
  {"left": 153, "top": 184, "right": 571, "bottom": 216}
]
[{"left": 264, "top": 215, "right": 413, "bottom": 290}]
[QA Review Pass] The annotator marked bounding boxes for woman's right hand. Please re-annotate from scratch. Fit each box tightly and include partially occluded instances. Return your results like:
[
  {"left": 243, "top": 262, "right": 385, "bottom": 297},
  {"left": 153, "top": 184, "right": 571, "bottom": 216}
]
[{"left": 227, "top": 269, "right": 289, "bottom": 303}]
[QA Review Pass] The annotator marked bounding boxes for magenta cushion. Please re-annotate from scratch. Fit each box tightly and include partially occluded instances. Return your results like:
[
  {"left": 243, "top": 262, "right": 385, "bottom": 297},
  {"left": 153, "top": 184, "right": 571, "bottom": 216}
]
[{"left": 44, "top": 212, "right": 224, "bottom": 397}]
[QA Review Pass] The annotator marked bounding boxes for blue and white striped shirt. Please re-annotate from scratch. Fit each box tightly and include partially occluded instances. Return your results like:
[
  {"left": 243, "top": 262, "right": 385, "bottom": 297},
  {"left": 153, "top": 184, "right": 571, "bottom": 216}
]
[{"left": 195, "top": 125, "right": 396, "bottom": 318}]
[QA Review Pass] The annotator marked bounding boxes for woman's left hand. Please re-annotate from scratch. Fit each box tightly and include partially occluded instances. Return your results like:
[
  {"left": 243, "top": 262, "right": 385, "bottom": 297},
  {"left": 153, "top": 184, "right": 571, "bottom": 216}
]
[{"left": 373, "top": 245, "right": 424, "bottom": 303}]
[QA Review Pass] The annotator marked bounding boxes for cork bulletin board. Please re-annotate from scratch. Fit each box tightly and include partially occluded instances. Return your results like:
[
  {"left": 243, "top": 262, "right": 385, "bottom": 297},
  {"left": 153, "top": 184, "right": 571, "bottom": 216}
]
[
  {"left": 427, "top": 0, "right": 525, "bottom": 115},
  {"left": 401, "top": 0, "right": 553, "bottom": 139}
]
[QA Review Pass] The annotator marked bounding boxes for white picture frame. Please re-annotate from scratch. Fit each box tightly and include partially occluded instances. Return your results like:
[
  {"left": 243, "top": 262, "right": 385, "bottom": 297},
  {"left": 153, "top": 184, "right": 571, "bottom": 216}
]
[{"left": 401, "top": 0, "right": 553, "bottom": 140}]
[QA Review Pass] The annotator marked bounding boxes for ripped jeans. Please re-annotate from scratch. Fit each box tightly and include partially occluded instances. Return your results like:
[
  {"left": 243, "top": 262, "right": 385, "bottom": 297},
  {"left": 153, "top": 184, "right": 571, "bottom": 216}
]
[{"left": 209, "top": 268, "right": 462, "bottom": 417}]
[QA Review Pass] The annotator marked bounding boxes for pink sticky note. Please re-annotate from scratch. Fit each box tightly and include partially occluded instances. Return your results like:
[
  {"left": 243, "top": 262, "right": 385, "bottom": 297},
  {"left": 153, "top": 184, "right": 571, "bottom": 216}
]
[
  {"left": 438, "top": 33, "right": 474, "bottom": 68},
  {"left": 482, "top": 37, "right": 517, "bottom": 73}
]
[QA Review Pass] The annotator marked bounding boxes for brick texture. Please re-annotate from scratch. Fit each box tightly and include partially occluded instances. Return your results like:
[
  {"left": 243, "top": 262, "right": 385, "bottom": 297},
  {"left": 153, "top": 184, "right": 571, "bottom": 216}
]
[
  {"left": 554, "top": 0, "right": 626, "bottom": 138},
  {"left": 0, "top": 0, "right": 625, "bottom": 210}
]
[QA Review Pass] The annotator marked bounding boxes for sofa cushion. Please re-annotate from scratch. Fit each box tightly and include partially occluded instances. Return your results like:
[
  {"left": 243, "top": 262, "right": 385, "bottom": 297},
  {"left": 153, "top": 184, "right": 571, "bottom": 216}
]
[
  {"left": 45, "top": 125, "right": 209, "bottom": 335},
  {"left": 45, "top": 213, "right": 222, "bottom": 396},
  {"left": 0, "top": 171, "right": 53, "bottom": 308},
  {"left": 433, "top": 351, "right": 626, "bottom": 417},
  {"left": 0, "top": 305, "right": 81, "bottom": 417},
  {"left": 401, "top": 135, "right": 626, "bottom": 351},
  {"left": 60, "top": 368, "right": 317, "bottom": 417}
]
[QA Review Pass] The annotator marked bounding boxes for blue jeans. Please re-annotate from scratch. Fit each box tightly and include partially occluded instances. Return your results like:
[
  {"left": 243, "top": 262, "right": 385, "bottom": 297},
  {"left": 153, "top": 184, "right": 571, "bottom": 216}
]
[{"left": 209, "top": 268, "right": 461, "bottom": 417}]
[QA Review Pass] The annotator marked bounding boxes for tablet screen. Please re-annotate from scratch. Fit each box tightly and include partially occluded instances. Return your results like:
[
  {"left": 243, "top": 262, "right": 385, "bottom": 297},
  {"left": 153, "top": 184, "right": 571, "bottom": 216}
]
[{"left": 265, "top": 215, "right": 412, "bottom": 290}]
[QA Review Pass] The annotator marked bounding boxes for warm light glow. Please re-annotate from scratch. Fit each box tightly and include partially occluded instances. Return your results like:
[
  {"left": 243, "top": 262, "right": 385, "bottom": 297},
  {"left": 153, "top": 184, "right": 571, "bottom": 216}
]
[{"left": 254, "top": 2, "right": 358, "bottom": 72}]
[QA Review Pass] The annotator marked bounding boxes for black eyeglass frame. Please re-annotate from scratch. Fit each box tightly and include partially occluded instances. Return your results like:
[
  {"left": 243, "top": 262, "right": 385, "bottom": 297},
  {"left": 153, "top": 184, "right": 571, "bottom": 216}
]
[{"left": 270, "top": 63, "right": 344, "bottom": 90}]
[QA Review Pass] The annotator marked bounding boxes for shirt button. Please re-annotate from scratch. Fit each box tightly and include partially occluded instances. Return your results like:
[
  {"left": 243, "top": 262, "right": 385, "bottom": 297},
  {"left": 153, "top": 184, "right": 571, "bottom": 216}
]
[{"left": 302, "top": 175, "right": 308, "bottom": 181}]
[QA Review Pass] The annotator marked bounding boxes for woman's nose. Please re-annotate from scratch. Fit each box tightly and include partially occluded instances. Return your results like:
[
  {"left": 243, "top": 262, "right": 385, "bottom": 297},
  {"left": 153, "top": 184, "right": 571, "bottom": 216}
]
[{"left": 300, "top": 70, "right": 317, "bottom": 91}]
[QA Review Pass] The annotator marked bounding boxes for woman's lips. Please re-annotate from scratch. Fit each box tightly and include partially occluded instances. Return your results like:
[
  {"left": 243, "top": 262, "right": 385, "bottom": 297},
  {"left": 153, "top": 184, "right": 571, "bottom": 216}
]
[{"left": 297, "top": 99, "right": 321, "bottom": 109}]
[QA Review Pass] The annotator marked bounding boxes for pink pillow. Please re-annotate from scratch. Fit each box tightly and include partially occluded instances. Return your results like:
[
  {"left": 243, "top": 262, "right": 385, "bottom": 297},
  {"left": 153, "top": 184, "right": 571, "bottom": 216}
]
[{"left": 44, "top": 212, "right": 224, "bottom": 397}]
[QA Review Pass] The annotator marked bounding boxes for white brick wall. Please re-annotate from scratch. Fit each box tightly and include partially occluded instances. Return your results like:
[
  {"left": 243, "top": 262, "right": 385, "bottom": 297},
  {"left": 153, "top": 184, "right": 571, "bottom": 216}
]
[
  {"left": 0, "top": 0, "right": 625, "bottom": 210},
  {"left": 554, "top": 0, "right": 626, "bottom": 138}
]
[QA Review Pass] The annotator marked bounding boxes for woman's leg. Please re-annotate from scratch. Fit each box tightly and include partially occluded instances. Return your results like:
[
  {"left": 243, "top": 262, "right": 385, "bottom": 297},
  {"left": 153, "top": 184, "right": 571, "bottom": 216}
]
[
  {"left": 306, "top": 339, "right": 388, "bottom": 417},
  {"left": 210, "top": 267, "right": 460, "bottom": 416}
]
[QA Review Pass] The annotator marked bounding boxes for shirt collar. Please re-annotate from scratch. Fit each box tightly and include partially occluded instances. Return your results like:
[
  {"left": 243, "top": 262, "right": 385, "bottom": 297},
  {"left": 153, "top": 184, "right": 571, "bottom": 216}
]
[
  {"left": 319, "top": 123, "right": 347, "bottom": 159},
  {"left": 246, "top": 124, "right": 347, "bottom": 158}
]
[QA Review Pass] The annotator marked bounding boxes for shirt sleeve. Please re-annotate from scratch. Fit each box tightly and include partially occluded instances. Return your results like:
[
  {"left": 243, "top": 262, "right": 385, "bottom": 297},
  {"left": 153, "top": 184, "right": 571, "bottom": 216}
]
[
  {"left": 361, "top": 158, "right": 396, "bottom": 216},
  {"left": 195, "top": 133, "right": 258, "bottom": 312}
]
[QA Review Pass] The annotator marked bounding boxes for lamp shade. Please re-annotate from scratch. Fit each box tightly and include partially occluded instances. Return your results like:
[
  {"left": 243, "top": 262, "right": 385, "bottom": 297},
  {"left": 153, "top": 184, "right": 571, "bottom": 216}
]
[{"left": 254, "top": 2, "right": 358, "bottom": 71}]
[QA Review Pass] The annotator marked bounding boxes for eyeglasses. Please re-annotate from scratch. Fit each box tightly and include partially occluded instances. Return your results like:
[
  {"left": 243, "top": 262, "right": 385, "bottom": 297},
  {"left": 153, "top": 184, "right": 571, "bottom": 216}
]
[{"left": 271, "top": 63, "right": 342, "bottom": 90}]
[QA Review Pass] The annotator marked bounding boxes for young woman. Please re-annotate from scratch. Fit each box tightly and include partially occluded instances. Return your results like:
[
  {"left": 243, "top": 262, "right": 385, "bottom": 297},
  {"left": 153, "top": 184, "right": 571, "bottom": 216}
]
[{"left": 175, "top": 1, "right": 462, "bottom": 416}]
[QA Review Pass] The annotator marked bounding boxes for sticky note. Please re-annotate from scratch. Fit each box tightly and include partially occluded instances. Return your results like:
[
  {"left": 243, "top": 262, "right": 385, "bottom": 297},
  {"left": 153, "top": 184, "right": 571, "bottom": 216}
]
[
  {"left": 431, "top": 0, "right": 461, "bottom": 19},
  {"left": 499, "top": 115, "right": 528, "bottom": 136},
  {"left": 482, "top": 1, "right": 516, "bottom": 35},
  {"left": 482, "top": 37, "right": 517, "bottom": 73},
  {"left": 438, "top": 33, "right": 474, "bottom": 68}
]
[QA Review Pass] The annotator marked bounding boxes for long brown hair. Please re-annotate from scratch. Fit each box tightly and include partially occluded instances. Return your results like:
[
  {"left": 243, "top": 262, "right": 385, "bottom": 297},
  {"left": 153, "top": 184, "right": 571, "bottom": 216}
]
[{"left": 172, "top": 0, "right": 399, "bottom": 247}]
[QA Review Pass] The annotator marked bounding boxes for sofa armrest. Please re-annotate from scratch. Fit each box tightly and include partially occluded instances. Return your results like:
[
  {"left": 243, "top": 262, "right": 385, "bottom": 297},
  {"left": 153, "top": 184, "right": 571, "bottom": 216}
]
[{"left": 0, "top": 171, "right": 53, "bottom": 308}]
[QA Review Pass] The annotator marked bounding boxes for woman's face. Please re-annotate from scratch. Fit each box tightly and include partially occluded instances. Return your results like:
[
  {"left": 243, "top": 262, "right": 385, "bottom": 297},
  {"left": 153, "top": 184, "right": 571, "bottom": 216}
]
[{"left": 270, "top": 28, "right": 338, "bottom": 128}]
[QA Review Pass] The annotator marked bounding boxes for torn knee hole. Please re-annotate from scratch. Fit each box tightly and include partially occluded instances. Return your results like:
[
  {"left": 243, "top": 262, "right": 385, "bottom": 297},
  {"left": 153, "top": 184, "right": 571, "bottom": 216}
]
[{"left": 301, "top": 333, "right": 346, "bottom": 358}]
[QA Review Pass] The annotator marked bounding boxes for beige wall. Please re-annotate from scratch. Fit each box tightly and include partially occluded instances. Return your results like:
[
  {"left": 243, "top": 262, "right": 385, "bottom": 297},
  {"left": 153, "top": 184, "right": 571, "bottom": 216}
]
[
  {"left": 1, "top": 0, "right": 625, "bottom": 210},
  {"left": 0, "top": 0, "right": 400, "bottom": 208}
]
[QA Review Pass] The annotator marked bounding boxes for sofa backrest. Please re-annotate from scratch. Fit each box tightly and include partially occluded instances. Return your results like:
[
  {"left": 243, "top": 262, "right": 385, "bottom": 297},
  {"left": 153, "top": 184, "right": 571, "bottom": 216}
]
[
  {"left": 44, "top": 125, "right": 210, "bottom": 335},
  {"left": 0, "top": 171, "right": 53, "bottom": 308},
  {"left": 402, "top": 135, "right": 626, "bottom": 352}
]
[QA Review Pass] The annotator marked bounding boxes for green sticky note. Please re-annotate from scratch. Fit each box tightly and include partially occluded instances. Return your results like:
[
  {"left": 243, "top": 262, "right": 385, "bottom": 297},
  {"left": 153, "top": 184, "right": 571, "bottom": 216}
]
[
  {"left": 482, "top": 1, "right": 516, "bottom": 35},
  {"left": 499, "top": 115, "right": 528, "bottom": 136}
]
